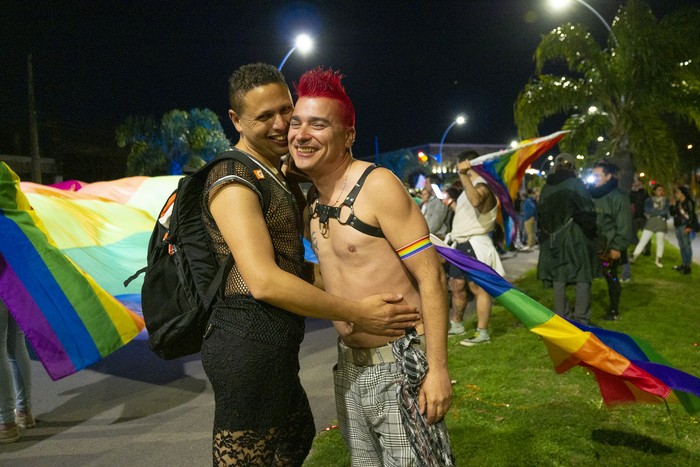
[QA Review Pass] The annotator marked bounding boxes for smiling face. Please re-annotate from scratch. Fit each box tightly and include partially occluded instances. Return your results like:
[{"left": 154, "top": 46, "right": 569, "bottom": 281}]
[
  {"left": 229, "top": 82, "right": 293, "bottom": 160},
  {"left": 288, "top": 96, "right": 355, "bottom": 176}
]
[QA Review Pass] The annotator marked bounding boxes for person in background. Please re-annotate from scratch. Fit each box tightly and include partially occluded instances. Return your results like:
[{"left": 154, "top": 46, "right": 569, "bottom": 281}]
[
  {"left": 588, "top": 160, "right": 633, "bottom": 321},
  {"left": 289, "top": 67, "right": 453, "bottom": 465},
  {"left": 443, "top": 185, "right": 462, "bottom": 229},
  {"left": 670, "top": 185, "right": 698, "bottom": 274},
  {"left": 445, "top": 150, "right": 505, "bottom": 346},
  {"left": 419, "top": 176, "right": 451, "bottom": 240},
  {"left": 520, "top": 188, "right": 538, "bottom": 251},
  {"left": 537, "top": 153, "right": 596, "bottom": 325},
  {"left": 513, "top": 191, "right": 525, "bottom": 248},
  {"left": 629, "top": 176, "right": 650, "bottom": 256},
  {"left": 0, "top": 298, "right": 35, "bottom": 444},
  {"left": 622, "top": 175, "right": 649, "bottom": 282},
  {"left": 630, "top": 184, "right": 669, "bottom": 267}
]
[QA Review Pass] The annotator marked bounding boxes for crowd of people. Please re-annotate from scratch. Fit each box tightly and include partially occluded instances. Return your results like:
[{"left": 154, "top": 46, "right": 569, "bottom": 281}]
[
  {"left": 416, "top": 153, "right": 697, "bottom": 328},
  {"left": 3, "top": 61, "right": 698, "bottom": 466}
]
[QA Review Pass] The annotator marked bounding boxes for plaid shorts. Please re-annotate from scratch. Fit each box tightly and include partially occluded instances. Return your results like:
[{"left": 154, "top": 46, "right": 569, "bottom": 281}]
[{"left": 334, "top": 342, "right": 417, "bottom": 466}]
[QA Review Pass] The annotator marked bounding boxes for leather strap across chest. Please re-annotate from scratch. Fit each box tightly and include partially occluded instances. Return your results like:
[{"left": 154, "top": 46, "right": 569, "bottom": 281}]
[{"left": 310, "top": 164, "right": 384, "bottom": 238}]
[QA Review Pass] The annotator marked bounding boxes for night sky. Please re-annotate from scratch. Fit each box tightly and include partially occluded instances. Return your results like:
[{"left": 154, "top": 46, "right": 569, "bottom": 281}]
[{"left": 1, "top": 0, "right": 695, "bottom": 159}]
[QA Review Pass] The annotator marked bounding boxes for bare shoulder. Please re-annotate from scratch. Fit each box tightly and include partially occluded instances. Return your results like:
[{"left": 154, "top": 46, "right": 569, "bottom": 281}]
[{"left": 363, "top": 165, "right": 411, "bottom": 200}]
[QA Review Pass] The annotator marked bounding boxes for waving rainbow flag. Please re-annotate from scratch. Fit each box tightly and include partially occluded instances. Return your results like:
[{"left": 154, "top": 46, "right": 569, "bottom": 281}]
[
  {"left": 470, "top": 131, "right": 569, "bottom": 245},
  {"left": 0, "top": 163, "right": 178, "bottom": 380},
  {"left": 20, "top": 173, "right": 180, "bottom": 307},
  {"left": 433, "top": 235, "right": 700, "bottom": 415}
]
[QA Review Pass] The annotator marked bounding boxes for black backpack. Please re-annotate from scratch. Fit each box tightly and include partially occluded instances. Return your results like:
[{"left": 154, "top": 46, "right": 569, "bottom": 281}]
[{"left": 125, "top": 149, "right": 271, "bottom": 360}]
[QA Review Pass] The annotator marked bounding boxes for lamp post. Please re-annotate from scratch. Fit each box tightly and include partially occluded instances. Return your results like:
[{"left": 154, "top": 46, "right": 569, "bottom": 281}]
[
  {"left": 548, "top": 0, "right": 619, "bottom": 47},
  {"left": 278, "top": 34, "right": 313, "bottom": 71},
  {"left": 437, "top": 115, "right": 466, "bottom": 170}
]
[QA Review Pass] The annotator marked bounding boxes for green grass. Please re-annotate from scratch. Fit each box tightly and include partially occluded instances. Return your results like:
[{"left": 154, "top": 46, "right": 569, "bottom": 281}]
[{"left": 303, "top": 243, "right": 700, "bottom": 466}]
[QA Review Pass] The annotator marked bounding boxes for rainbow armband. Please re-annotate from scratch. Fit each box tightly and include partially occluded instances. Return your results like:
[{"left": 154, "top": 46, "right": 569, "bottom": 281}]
[{"left": 396, "top": 235, "right": 433, "bottom": 260}]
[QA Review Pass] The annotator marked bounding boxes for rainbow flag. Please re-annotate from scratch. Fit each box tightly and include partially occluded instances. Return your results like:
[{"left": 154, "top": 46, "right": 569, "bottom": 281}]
[
  {"left": 432, "top": 235, "right": 700, "bottom": 414},
  {"left": 19, "top": 173, "right": 180, "bottom": 305},
  {"left": 470, "top": 131, "right": 569, "bottom": 245},
  {"left": 0, "top": 163, "right": 177, "bottom": 380}
]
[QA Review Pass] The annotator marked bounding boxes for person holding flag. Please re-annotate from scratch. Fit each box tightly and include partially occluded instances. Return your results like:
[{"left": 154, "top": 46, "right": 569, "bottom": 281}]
[{"left": 445, "top": 150, "right": 506, "bottom": 346}]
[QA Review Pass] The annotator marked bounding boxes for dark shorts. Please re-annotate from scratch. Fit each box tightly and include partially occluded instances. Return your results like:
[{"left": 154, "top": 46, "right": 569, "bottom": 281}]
[{"left": 447, "top": 241, "right": 477, "bottom": 280}]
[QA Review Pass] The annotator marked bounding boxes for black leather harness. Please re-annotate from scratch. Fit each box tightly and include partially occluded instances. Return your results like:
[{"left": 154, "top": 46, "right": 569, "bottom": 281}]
[{"left": 309, "top": 164, "right": 384, "bottom": 238}]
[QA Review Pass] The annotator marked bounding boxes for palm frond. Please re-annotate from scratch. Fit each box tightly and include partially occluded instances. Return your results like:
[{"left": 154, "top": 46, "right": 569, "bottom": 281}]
[
  {"left": 515, "top": 75, "right": 590, "bottom": 137},
  {"left": 514, "top": 1, "right": 700, "bottom": 184},
  {"left": 535, "top": 23, "right": 609, "bottom": 82}
]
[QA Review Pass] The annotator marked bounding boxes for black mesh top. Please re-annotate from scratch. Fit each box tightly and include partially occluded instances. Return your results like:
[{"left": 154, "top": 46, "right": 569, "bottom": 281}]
[{"left": 201, "top": 157, "right": 310, "bottom": 348}]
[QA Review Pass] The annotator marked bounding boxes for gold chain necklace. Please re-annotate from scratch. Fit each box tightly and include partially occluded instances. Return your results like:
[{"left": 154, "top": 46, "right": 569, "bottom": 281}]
[
  {"left": 328, "top": 160, "right": 353, "bottom": 206},
  {"left": 319, "top": 160, "right": 353, "bottom": 238}
]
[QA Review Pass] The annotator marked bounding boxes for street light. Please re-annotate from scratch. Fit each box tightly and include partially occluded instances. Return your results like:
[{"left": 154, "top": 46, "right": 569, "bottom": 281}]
[
  {"left": 278, "top": 34, "right": 313, "bottom": 71},
  {"left": 437, "top": 115, "right": 466, "bottom": 168},
  {"left": 548, "top": 0, "right": 619, "bottom": 47}
]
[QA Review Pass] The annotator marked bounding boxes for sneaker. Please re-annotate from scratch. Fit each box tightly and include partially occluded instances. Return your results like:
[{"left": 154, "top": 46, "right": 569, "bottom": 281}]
[
  {"left": 15, "top": 410, "right": 36, "bottom": 429},
  {"left": 460, "top": 329, "right": 491, "bottom": 346},
  {"left": 682, "top": 265, "right": 691, "bottom": 275},
  {"left": 620, "top": 277, "right": 631, "bottom": 284},
  {"left": 655, "top": 258, "right": 663, "bottom": 268},
  {"left": 672, "top": 264, "right": 684, "bottom": 271},
  {"left": 0, "top": 424, "right": 20, "bottom": 444},
  {"left": 448, "top": 322, "right": 465, "bottom": 336}
]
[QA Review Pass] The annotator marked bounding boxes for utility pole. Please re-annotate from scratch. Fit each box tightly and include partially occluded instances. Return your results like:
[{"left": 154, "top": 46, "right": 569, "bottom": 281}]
[{"left": 28, "top": 54, "right": 42, "bottom": 183}]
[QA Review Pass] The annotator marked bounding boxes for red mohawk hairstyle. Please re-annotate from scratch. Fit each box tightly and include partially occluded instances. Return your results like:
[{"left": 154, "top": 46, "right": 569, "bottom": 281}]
[{"left": 295, "top": 67, "right": 355, "bottom": 127}]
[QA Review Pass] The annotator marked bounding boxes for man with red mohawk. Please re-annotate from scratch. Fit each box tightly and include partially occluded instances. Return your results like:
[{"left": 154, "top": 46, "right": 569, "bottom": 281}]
[{"left": 289, "top": 67, "right": 454, "bottom": 466}]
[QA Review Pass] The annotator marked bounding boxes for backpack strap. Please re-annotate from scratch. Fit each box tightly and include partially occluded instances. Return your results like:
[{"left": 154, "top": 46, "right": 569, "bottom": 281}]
[
  {"left": 198, "top": 149, "right": 273, "bottom": 308},
  {"left": 202, "top": 254, "right": 232, "bottom": 310}
]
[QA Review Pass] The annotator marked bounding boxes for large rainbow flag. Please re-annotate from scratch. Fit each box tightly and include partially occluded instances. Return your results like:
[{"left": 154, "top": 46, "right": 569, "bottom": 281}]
[
  {"left": 0, "top": 163, "right": 178, "bottom": 380},
  {"left": 19, "top": 172, "right": 180, "bottom": 307},
  {"left": 470, "top": 131, "right": 569, "bottom": 245},
  {"left": 433, "top": 235, "right": 700, "bottom": 415}
]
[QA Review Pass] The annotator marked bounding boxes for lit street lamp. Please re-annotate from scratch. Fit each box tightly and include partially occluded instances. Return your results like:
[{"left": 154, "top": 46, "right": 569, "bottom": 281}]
[
  {"left": 278, "top": 34, "right": 313, "bottom": 71},
  {"left": 437, "top": 115, "right": 466, "bottom": 168},
  {"left": 548, "top": 0, "right": 619, "bottom": 47}
]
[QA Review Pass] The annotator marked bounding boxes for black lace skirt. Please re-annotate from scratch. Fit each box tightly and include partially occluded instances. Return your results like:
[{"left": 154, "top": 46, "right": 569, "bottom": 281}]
[{"left": 201, "top": 324, "right": 312, "bottom": 431}]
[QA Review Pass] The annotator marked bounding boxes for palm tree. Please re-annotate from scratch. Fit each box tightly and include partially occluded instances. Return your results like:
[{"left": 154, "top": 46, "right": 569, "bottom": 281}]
[
  {"left": 116, "top": 108, "right": 231, "bottom": 176},
  {"left": 515, "top": 0, "right": 700, "bottom": 188}
]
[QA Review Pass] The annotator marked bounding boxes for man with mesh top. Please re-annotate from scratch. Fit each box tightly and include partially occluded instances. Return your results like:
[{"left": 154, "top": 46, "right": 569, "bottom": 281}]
[{"left": 198, "top": 63, "right": 420, "bottom": 466}]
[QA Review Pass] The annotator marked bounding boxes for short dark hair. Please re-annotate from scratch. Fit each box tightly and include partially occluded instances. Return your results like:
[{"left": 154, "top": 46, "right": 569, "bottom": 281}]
[
  {"left": 228, "top": 63, "right": 288, "bottom": 114},
  {"left": 445, "top": 186, "right": 462, "bottom": 201},
  {"left": 593, "top": 159, "right": 619, "bottom": 176},
  {"left": 457, "top": 150, "right": 480, "bottom": 163}
]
